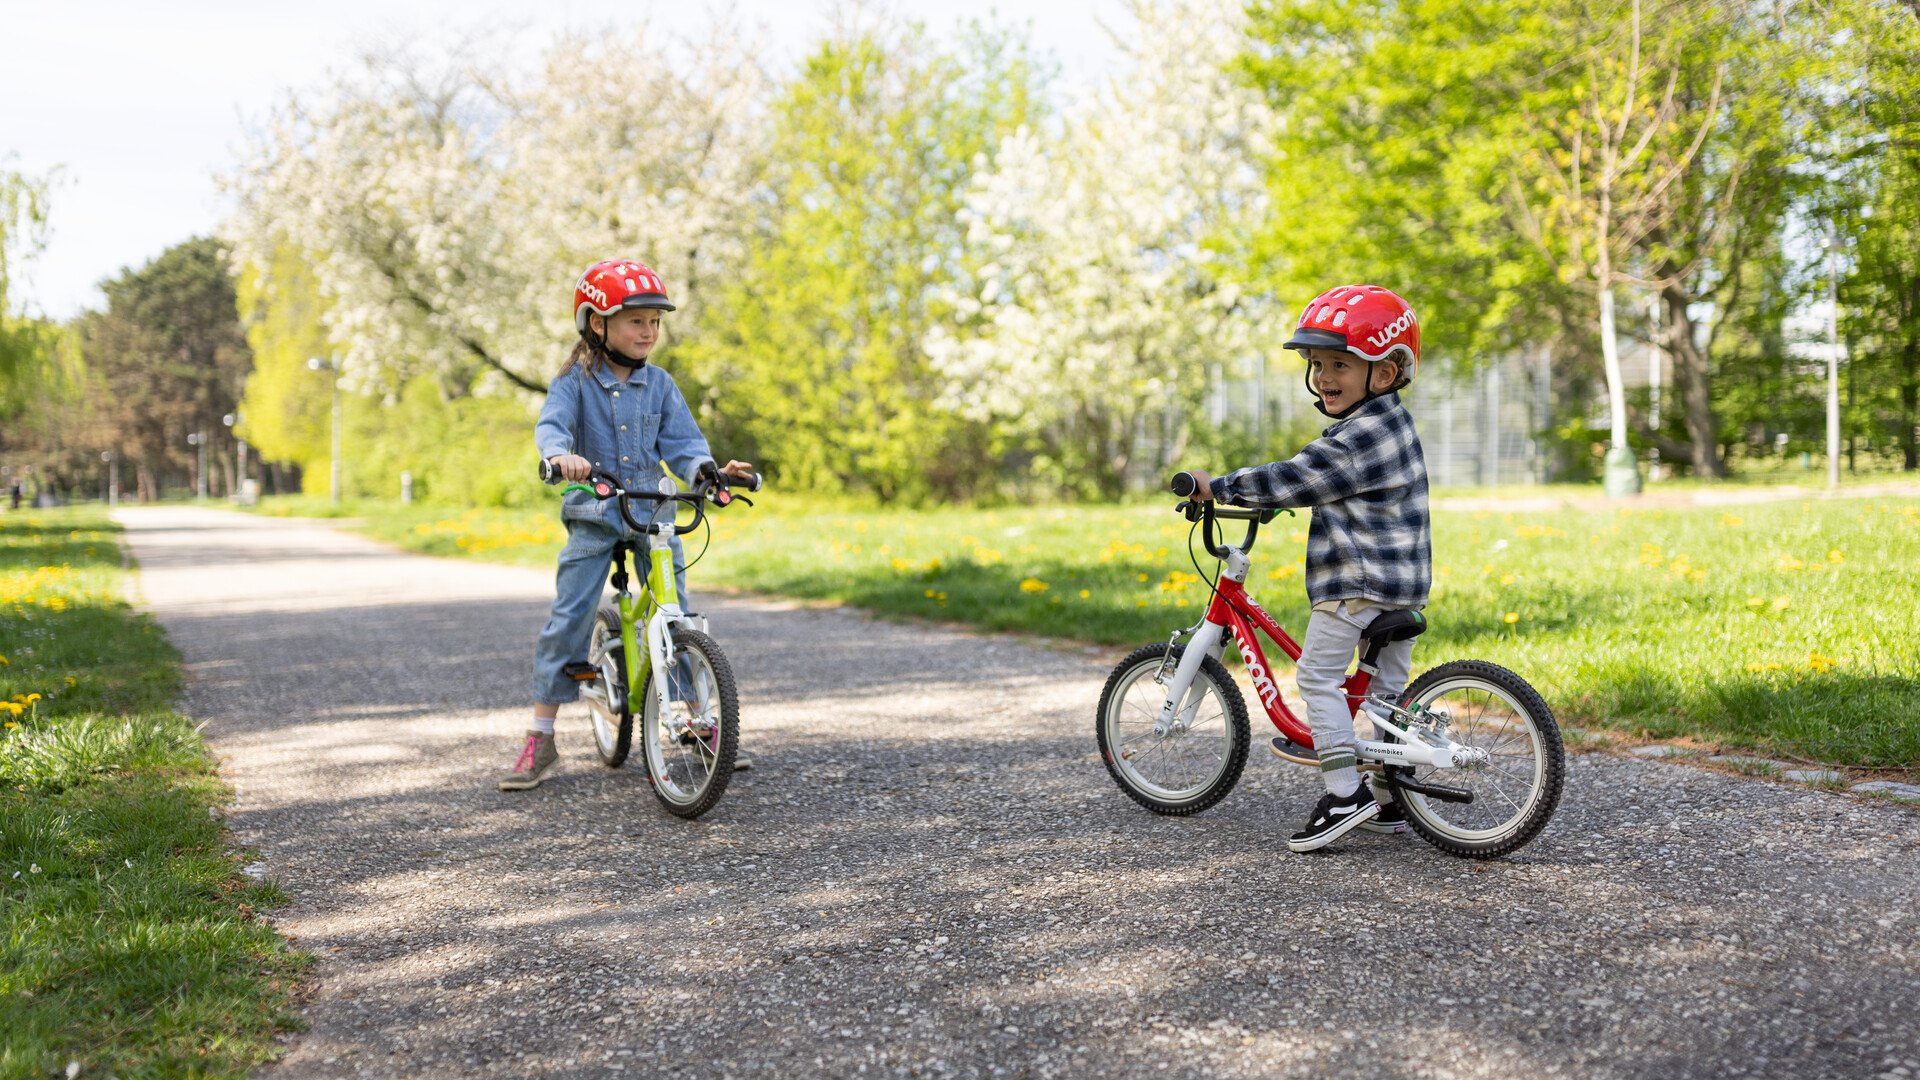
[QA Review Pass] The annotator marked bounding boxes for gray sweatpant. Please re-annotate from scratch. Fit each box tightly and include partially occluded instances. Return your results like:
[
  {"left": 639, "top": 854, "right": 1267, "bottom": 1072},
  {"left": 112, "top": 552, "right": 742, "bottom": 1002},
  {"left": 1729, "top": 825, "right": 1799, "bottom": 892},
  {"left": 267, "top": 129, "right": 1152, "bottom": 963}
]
[{"left": 1295, "top": 602, "right": 1416, "bottom": 793}]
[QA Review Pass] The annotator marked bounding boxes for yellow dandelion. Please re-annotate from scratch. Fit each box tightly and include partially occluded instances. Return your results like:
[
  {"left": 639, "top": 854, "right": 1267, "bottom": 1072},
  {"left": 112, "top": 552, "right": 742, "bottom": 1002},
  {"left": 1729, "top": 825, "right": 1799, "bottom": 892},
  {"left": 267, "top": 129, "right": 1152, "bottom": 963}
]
[
  {"left": 891, "top": 558, "right": 913, "bottom": 573},
  {"left": 0, "top": 655, "right": 8, "bottom": 666},
  {"left": 1503, "top": 612, "right": 1519, "bottom": 625},
  {"left": 1827, "top": 549, "right": 1844, "bottom": 563},
  {"left": 2, "top": 721, "right": 16, "bottom": 730},
  {"left": 924, "top": 589, "right": 938, "bottom": 599},
  {"left": 1078, "top": 589, "right": 1090, "bottom": 599},
  {"left": 63, "top": 676, "right": 76, "bottom": 687},
  {"left": 1019, "top": 578, "right": 1049, "bottom": 593},
  {"left": 1500, "top": 574, "right": 1517, "bottom": 586},
  {"left": 1746, "top": 597, "right": 1765, "bottom": 608},
  {"left": 1137, "top": 573, "right": 1149, "bottom": 583},
  {"left": 1802, "top": 651, "right": 1837, "bottom": 673},
  {"left": 1720, "top": 513, "right": 1743, "bottom": 527},
  {"left": 1771, "top": 596, "right": 1791, "bottom": 612}
]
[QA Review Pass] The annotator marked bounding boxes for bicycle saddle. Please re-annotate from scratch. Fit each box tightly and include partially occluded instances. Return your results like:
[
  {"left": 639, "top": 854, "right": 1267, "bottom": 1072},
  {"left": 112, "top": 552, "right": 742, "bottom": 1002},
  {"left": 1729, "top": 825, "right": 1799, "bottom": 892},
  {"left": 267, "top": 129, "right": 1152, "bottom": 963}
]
[{"left": 1358, "top": 609, "right": 1427, "bottom": 645}]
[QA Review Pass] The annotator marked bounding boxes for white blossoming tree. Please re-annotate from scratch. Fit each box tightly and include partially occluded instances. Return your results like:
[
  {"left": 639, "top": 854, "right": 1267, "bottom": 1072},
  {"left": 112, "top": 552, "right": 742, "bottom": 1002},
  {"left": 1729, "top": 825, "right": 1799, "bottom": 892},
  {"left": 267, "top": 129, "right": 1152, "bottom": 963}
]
[
  {"left": 925, "top": 0, "right": 1287, "bottom": 497},
  {"left": 224, "top": 24, "right": 768, "bottom": 400}
]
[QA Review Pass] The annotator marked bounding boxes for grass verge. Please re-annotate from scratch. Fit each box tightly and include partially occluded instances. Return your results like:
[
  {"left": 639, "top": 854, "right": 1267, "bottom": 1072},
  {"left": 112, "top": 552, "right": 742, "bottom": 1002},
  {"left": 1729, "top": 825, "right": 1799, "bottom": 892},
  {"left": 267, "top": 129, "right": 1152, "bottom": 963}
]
[
  {"left": 1, "top": 507, "right": 306, "bottom": 1077},
  {"left": 272, "top": 489, "right": 1919, "bottom": 771}
]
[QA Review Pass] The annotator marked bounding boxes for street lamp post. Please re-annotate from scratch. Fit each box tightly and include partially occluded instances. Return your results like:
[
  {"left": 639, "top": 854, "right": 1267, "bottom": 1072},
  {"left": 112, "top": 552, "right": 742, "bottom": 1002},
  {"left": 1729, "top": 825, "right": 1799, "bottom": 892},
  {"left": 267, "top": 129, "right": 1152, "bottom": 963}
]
[
  {"left": 186, "top": 431, "right": 207, "bottom": 500},
  {"left": 223, "top": 412, "right": 247, "bottom": 496},
  {"left": 308, "top": 355, "right": 342, "bottom": 506},
  {"left": 101, "top": 451, "right": 118, "bottom": 507}
]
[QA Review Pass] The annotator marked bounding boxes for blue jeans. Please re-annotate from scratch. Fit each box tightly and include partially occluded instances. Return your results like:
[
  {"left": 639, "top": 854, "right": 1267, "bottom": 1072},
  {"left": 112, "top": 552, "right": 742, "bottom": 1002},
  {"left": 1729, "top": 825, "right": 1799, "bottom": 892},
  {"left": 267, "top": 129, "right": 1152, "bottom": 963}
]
[{"left": 532, "top": 517, "right": 691, "bottom": 705}]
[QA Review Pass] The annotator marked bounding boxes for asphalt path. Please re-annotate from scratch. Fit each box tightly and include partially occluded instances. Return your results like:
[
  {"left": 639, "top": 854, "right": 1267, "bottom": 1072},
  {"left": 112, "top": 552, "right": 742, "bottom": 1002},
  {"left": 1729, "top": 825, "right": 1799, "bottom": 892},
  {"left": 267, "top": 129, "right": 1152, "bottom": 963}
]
[{"left": 117, "top": 505, "right": 1920, "bottom": 1080}]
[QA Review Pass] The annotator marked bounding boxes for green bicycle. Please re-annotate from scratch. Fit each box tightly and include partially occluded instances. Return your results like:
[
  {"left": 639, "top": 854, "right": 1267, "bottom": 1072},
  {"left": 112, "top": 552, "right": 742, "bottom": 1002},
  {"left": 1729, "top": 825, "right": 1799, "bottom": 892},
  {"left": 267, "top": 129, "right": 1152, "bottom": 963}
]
[{"left": 541, "top": 459, "right": 760, "bottom": 819}]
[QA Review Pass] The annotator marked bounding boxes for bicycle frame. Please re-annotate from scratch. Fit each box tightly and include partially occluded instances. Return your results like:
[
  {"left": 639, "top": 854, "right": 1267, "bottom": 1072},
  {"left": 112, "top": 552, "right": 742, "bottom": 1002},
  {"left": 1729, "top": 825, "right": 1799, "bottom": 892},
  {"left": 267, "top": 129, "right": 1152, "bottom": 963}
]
[
  {"left": 609, "top": 528, "right": 707, "bottom": 731},
  {"left": 1156, "top": 539, "right": 1473, "bottom": 771}
]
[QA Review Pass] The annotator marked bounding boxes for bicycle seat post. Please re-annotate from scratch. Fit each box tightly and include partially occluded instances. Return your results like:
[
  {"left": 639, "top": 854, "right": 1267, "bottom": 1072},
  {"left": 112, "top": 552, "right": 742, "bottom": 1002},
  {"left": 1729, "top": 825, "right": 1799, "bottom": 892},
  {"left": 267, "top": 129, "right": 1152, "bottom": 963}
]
[{"left": 608, "top": 543, "right": 632, "bottom": 595}]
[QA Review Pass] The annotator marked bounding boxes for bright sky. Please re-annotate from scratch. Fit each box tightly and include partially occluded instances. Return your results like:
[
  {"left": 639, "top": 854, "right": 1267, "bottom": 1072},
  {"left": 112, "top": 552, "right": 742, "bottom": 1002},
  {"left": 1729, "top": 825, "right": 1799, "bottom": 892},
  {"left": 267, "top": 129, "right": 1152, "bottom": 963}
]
[{"left": 0, "top": 0, "right": 1126, "bottom": 321}]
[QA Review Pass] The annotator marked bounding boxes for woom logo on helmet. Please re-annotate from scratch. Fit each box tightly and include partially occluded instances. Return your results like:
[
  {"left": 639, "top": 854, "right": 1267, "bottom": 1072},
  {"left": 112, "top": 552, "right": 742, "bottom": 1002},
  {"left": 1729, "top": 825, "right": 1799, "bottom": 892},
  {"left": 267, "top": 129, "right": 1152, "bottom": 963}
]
[
  {"left": 1367, "top": 310, "right": 1417, "bottom": 352},
  {"left": 578, "top": 278, "right": 609, "bottom": 307}
]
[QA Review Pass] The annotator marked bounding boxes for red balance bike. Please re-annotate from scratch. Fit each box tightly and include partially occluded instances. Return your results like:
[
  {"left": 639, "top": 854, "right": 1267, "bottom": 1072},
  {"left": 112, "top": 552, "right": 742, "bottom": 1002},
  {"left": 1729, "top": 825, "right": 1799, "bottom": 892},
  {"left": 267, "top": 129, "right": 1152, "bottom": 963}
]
[{"left": 1095, "top": 475, "right": 1564, "bottom": 858}]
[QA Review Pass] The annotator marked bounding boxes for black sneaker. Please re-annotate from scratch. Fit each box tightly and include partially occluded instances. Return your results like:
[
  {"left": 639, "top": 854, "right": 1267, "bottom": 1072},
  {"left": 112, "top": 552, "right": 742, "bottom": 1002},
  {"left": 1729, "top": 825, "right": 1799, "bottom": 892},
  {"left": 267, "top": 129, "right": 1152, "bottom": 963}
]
[
  {"left": 1287, "top": 786, "right": 1380, "bottom": 853},
  {"left": 1359, "top": 793, "right": 1407, "bottom": 834}
]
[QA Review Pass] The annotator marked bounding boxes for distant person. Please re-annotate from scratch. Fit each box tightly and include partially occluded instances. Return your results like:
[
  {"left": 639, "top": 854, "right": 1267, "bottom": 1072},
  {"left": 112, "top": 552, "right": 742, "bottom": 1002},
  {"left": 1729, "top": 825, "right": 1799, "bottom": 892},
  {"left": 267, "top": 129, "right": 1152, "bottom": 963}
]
[
  {"left": 501, "top": 260, "right": 757, "bottom": 791},
  {"left": 8, "top": 482, "right": 20, "bottom": 510},
  {"left": 1178, "top": 285, "right": 1431, "bottom": 852}
]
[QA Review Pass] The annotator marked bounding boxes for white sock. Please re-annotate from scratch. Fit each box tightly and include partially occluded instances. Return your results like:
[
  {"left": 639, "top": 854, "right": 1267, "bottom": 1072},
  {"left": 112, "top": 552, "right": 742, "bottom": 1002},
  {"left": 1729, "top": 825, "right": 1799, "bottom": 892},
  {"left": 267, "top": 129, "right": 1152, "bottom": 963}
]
[{"left": 533, "top": 714, "right": 555, "bottom": 736}]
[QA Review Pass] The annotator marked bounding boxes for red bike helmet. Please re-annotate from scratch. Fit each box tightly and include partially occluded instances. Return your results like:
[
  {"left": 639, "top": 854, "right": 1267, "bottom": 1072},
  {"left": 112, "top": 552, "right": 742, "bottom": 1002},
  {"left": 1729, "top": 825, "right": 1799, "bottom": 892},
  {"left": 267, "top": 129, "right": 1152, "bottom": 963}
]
[
  {"left": 1284, "top": 284, "right": 1419, "bottom": 378},
  {"left": 1282, "top": 284, "right": 1419, "bottom": 418},
  {"left": 573, "top": 259, "right": 675, "bottom": 332}
]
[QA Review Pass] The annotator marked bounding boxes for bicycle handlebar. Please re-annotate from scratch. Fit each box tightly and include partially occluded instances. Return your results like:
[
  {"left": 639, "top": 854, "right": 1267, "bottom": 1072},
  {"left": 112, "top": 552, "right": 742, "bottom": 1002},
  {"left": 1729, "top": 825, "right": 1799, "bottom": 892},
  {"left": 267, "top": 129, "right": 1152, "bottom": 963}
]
[
  {"left": 1168, "top": 471, "right": 1283, "bottom": 559},
  {"left": 538, "top": 457, "right": 757, "bottom": 536}
]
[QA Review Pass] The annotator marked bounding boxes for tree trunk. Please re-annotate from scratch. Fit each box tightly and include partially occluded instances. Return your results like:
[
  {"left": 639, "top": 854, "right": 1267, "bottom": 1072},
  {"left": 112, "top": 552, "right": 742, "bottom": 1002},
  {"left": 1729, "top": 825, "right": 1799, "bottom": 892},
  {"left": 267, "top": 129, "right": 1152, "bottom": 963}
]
[
  {"left": 1600, "top": 281, "right": 1630, "bottom": 454},
  {"left": 1659, "top": 279, "right": 1727, "bottom": 477},
  {"left": 1902, "top": 340, "right": 1918, "bottom": 471}
]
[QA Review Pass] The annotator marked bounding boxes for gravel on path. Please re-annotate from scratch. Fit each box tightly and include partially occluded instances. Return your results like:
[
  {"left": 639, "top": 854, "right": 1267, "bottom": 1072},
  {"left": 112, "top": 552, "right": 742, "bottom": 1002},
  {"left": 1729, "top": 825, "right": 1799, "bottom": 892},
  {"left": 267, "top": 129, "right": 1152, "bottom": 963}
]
[{"left": 117, "top": 505, "right": 1920, "bottom": 1080}]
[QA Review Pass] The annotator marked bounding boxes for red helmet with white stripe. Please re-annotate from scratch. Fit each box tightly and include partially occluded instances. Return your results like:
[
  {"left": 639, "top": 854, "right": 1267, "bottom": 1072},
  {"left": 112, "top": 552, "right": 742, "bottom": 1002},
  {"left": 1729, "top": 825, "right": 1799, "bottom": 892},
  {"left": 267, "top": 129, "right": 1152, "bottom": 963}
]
[
  {"left": 573, "top": 259, "right": 675, "bottom": 332},
  {"left": 1283, "top": 284, "right": 1419, "bottom": 385}
]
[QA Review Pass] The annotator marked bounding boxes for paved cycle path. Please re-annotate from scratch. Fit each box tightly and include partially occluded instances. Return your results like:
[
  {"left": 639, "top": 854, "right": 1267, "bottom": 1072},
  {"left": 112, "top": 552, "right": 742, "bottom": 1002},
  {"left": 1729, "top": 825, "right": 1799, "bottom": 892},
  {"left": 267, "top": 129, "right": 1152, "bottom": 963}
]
[{"left": 118, "top": 505, "right": 1918, "bottom": 1080}]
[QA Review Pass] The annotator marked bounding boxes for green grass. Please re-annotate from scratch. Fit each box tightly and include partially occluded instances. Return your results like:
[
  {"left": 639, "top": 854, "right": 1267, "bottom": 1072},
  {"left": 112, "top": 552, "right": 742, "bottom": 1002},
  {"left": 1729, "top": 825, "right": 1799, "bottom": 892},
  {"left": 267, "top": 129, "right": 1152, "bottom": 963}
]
[
  {"left": 1, "top": 508, "right": 306, "bottom": 1078},
  {"left": 327, "top": 489, "right": 1920, "bottom": 771}
]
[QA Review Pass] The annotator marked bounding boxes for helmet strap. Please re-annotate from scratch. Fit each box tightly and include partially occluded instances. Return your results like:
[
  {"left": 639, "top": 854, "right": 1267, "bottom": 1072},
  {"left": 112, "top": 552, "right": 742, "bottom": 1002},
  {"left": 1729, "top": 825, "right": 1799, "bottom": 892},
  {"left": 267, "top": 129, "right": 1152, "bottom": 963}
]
[
  {"left": 581, "top": 317, "right": 648, "bottom": 373},
  {"left": 1305, "top": 352, "right": 1407, "bottom": 418},
  {"left": 1302, "top": 356, "right": 1374, "bottom": 420}
]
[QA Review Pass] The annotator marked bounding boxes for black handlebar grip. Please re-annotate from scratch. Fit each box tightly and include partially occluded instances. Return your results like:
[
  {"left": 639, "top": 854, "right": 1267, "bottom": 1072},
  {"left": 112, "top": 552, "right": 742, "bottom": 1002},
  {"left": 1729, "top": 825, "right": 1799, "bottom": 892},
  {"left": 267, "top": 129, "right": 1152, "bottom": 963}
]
[
  {"left": 1170, "top": 471, "right": 1197, "bottom": 498},
  {"left": 539, "top": 457, "right": 559, "bottom": 485},
  {"left": 735, "top": 471, "right": 763, "bottom": 493}
]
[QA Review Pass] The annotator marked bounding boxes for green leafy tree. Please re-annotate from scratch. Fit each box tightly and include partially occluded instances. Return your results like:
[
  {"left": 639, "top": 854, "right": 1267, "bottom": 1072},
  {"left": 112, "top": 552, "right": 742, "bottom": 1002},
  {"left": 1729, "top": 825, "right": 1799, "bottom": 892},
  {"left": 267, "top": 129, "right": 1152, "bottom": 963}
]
[
  {"left": 234, "top": 242, "right": 334, "bottom": 488},
  {"left": 0, "top": 160, "right": 57, "bottom": 421},
  {"left": 1240, "top": 0, "right": 1805, "bottom": 484},
  {"left": 1833, "top": 0, "right": 1920, "bottom": 471},
  {"left": 76, "top": 238, "right": 252, "bottom": 500},
  {"left": 683, "top": 22, "right": 1046, "bottom": 502}
]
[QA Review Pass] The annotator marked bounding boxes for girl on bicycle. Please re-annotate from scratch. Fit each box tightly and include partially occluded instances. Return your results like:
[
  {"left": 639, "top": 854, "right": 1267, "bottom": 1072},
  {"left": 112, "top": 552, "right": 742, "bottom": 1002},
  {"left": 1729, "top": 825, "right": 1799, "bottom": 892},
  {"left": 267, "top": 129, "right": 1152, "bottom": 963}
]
[
  {"left": 501, "top": 260, "right": 754, "bottom": 791},
  {"left": 1182, "top": 284, "right": 1431, "bottom": 851}
]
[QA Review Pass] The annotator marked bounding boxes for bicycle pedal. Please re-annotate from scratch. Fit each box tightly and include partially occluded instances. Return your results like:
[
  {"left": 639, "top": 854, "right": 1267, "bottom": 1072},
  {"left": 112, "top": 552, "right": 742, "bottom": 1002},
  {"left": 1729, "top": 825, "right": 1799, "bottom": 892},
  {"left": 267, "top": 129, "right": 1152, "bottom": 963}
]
[
  {"left": 1267, "top": 737, "right": 1318, "bottom": 767},
  {"left": 562, "top": 662, "right": 600, "bottom": 682}
]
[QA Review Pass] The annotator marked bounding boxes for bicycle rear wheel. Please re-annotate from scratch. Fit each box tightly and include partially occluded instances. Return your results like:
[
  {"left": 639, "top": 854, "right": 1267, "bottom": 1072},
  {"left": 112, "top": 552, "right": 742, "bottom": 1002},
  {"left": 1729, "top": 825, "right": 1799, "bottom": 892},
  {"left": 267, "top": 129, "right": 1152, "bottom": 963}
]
[
  {"left": 1096, "top": 643, "right": 1250, "bottom": 815},
  {"left": 585, "top": 602, "right": 632, "bottom": 767},
  {"left": 1390, "top": 659, "right": 1564, "bottom": 859},
  {"left": 640, "top": 627, "right": 739, "bottom": 819}
]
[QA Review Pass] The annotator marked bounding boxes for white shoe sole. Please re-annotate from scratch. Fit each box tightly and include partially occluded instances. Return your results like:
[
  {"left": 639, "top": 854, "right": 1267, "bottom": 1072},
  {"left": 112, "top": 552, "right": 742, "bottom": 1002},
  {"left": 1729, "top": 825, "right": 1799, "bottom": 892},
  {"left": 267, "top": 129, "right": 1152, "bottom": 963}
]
[
  {"left": 498, "top": 761, "right": 557, "bottom": 791},
  {"left": 1287, "top": 802, "right": 1380, "bottom": 852}
]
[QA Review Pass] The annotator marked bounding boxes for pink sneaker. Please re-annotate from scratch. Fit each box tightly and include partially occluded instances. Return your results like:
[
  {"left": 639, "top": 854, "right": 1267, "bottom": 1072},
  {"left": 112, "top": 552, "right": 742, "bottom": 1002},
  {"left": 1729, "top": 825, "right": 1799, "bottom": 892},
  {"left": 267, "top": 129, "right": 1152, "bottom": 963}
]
[{"left": 498, "top": 730, "right": 558, "bottom": 791}]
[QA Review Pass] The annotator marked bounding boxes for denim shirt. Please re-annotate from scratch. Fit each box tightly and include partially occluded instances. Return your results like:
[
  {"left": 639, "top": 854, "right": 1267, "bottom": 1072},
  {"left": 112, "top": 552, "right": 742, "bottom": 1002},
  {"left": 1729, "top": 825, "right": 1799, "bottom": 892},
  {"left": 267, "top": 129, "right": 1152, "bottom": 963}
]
[{"left": 535, "top": 362, "right": 716, "bottom": 529}]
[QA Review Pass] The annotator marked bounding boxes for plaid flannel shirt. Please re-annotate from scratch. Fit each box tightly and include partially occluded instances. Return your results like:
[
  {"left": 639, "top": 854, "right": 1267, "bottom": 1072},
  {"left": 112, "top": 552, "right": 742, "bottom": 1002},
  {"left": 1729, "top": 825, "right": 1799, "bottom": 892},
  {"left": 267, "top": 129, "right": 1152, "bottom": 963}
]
[{"left": 1207, "top": 392, "right": 1431, "bottom": 609}]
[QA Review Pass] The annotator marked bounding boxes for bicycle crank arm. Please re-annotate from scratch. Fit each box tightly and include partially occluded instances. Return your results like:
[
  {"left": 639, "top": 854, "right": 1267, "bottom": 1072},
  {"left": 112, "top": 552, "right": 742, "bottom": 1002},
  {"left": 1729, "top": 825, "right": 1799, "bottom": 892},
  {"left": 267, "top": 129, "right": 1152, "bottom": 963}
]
[
  {"left": 1356, "top": 736, "right": 1473, "bottom": 769},
  {"left": 1382, "top": 773, "right": 1475, "bottom": 805}
]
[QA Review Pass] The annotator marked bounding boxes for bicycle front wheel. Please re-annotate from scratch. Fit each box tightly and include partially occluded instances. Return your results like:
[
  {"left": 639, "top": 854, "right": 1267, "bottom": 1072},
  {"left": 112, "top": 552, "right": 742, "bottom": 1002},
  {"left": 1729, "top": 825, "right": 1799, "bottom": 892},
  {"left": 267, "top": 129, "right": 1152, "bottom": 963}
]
[
  {"left": 1096, "top": 643, "right": 1250, "bottom": 815},
  {"left": 1392, "top": 659, "right": 1564, "bottom": 859},
  {"left": 585, "top": 602, "right": 632, "bottom": 767},
  {"left": 640, "top": 627, "right": 739, "bottom": 819}
]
